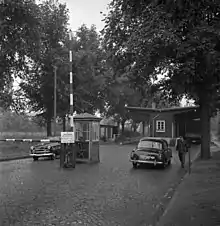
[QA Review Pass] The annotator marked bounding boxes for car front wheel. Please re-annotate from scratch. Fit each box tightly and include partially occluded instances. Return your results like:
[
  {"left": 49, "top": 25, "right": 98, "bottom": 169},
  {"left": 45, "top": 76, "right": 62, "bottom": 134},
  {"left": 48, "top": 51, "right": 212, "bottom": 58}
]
[
  {"left": 132, "top": 162, "right": 138, "bottom": 168},
  {"left": 50, "top": 154, "right": 55, "bottom": 160},
  {"left": 33, "top": 157, "right": 38, "bottom": 161}
]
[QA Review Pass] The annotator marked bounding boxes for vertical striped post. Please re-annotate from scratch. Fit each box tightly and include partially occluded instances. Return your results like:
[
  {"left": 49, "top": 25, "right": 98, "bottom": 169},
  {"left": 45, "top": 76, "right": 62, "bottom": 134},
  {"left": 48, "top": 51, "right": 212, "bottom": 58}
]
[
  {"left": 69, "top": 30, "right": 74, "bottom": 124},
  {"left": 68, "top": 30, "right": 76, "bottom": 168}
]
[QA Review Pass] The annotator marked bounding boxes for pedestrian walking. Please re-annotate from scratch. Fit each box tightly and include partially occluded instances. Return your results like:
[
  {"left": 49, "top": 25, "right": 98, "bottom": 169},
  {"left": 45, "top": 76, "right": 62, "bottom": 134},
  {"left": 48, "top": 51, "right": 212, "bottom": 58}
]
[{"left": 176, "top": 136, "right": 187, "bottom": 168}]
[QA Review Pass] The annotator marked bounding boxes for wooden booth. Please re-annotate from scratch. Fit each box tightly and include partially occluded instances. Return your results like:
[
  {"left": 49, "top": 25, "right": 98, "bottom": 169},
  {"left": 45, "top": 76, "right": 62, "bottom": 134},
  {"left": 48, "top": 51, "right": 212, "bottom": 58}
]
[{"left": 74, "top": 113, "right": 101, "bottom": 163}]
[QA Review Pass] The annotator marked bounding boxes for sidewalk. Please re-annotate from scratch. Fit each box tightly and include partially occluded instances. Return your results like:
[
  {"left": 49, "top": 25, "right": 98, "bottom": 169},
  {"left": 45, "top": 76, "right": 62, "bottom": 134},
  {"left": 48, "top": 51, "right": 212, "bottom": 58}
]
[{"left": 157, "top": 145, "right": 220, "bottom": 226}]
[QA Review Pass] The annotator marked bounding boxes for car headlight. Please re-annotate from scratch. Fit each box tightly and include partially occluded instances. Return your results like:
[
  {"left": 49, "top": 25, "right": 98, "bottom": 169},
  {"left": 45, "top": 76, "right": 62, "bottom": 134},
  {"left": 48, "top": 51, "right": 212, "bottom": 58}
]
[
  {"left": 47, "top": 145, "right": 51, "bottom": 150},
  {"left": 30, "top": 146, "right": 34, "bottom": 150}
]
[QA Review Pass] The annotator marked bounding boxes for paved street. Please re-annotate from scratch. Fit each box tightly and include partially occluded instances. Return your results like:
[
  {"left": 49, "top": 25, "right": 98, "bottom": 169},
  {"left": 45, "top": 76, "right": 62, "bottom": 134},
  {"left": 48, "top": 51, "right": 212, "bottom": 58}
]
[{"left": 0, "top": 144, "right": 199, "bottom": 226}]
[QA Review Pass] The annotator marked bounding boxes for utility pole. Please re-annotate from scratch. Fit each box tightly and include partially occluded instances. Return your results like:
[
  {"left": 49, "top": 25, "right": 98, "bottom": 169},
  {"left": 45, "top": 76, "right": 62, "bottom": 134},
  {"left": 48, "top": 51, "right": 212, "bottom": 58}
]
[{"left": 53, "top": 65, "right": 57, "bottom": 137}]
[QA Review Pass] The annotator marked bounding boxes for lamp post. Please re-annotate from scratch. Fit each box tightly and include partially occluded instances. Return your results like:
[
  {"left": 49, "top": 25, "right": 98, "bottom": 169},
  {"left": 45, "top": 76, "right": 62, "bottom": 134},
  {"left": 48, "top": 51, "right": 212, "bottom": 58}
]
[{"left": 53, "top": 65, "right": 57, "bottom": 137}]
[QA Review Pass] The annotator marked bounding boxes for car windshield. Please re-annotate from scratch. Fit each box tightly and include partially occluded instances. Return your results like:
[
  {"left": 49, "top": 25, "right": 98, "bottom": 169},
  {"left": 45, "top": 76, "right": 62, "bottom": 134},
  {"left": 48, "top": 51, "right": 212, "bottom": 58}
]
[{"left": 137, "top": 140, "right": 162, "bottom": 150}]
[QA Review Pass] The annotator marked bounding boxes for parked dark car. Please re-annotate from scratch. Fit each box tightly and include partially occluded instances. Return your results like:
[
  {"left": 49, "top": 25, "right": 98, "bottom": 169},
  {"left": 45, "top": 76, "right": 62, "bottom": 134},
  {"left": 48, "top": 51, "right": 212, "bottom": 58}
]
[
  {"left": 185, "top": 133, "right": 201, "bottom": 145},
  {"left": 30, "top": 140, "right": 61, "bottom": 161},
  {"left": 129, "top": 138, "right": 172, "bottom": 169}
]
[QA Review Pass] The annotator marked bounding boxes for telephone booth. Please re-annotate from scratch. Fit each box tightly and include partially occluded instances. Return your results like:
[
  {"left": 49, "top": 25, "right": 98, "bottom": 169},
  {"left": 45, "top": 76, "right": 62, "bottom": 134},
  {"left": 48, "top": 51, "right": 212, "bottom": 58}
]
[{"left": 74, "top": 113, "right": 101, "bottom": 163}]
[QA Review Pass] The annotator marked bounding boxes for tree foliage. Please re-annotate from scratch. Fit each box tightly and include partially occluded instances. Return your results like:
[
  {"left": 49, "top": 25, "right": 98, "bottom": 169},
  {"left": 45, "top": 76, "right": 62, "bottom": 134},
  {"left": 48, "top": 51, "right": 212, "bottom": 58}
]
[
  {"left": 103, "top": 0, "right": 220, "bottom": 158},
  {"left": 0, "top": 0, "right": 41, "bottom": 108},
  {"left": 18, "top": 0, "right": 69, "bottom": 136},
  {"left": 71, "top": 25, "right": 107, "bottom": 114},
  {"left": 0, "top": 108, "right": 44, "bottom": 132},
  {"left": 17, "top": 0, "right": 107, "bottom": 136}
]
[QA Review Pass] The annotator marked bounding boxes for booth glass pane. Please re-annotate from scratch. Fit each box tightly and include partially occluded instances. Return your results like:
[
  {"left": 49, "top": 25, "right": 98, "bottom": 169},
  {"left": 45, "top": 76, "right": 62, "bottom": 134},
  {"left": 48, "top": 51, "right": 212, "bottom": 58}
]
[
  {"left": 74, "top": 122, "right": 90, "bottom": 141},
  {"left": 92, "top": 122, "right": 99, "bottom": 141},
  {"left": 82, "top": 123, "right": 89, "bottom": 141},
  {"left": 75, "top": 122, "right": 82, "bottom": 141}
]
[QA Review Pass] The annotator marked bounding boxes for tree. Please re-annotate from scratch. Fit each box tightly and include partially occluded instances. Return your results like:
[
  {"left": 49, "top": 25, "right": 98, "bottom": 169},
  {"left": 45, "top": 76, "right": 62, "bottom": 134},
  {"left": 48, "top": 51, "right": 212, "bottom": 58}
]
[
  {"left": 19, "top": 0, "right": 69, "bottom": 136},
  {"left": 106, "top": 77, "right": 140, "bottom": 132},
  {"left": 71, "top": 24, "right": 107, "bottom": 114},
  {"left": 0, "top": 0, "right": 41, "bottom": 108},
  {"left": 103, "top": 0, "right": 220, "bottom": 159}
]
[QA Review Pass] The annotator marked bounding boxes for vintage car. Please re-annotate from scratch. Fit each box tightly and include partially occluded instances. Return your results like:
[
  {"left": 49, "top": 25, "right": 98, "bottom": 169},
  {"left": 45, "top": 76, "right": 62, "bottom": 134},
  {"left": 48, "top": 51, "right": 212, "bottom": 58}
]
[
  {"left": 129, "top": 138, "right": 172, "bottom": 168},
  {"left": 30, "top": 138, "right": 61, "bottom": 161}
]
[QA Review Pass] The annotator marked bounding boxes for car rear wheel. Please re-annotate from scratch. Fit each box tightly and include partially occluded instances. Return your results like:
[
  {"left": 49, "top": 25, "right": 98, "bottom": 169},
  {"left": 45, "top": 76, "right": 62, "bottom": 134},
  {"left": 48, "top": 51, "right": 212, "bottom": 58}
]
[
  {"left": 132, "top": 162, "right": 138, "bottom": 168},
  {"left": 33, "top": 157, "right": 38, "bottom": 161}
]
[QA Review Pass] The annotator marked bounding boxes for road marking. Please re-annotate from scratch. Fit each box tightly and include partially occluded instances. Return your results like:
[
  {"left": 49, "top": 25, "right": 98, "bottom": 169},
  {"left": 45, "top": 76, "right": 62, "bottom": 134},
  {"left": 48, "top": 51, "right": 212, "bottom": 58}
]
[{"left": 5, "top": 139, "right": 15, "bottom": 142}]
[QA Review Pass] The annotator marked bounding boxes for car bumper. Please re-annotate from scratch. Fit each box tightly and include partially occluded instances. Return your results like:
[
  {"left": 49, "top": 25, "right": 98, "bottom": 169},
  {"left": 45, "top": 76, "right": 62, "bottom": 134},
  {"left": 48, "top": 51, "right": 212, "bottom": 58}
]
[
  {"left": 30, "top": 153, "right": 54, "bottom": 157},
  {"left": 130, "top": 159, "right": 163, "bottom": 165}
]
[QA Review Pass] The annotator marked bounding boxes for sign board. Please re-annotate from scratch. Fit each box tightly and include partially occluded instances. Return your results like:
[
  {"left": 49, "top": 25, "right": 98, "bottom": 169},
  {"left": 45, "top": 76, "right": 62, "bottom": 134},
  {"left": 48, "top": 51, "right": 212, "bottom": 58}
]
[{"left": 61, "top": 132, "right": 75, "bottom": 143}]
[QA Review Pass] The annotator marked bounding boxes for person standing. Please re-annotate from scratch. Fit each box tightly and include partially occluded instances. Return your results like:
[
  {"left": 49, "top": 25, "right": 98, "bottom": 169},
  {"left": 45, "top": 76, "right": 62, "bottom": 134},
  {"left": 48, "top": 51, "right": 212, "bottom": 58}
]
[{"left": 176, "top": 136, "right": 187, "bottom": 168}]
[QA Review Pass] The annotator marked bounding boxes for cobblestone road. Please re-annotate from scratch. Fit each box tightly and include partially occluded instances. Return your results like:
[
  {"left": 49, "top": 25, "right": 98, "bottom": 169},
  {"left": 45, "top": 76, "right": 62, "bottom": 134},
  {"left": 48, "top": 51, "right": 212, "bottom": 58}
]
[{"left": 0, "top": 144, "right": 199, "bottom": 226}]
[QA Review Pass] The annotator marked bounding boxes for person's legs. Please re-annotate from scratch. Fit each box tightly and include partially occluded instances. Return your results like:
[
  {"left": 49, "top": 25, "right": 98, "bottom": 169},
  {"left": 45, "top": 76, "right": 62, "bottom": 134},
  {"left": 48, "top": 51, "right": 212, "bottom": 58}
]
[
  {"left": 178, "top": 152, "right": 184, "bottom": 168},
  {"left": 182, "top": 152, "right": 185, "bottom": 168},
  {"left": 178, "top": 152, "right": 182, "bottom": 162}
]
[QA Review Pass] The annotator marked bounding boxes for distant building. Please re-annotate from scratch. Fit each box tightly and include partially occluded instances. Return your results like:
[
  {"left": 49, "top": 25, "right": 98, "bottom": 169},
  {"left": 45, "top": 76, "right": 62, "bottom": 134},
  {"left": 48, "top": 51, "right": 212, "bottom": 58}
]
[
  {"left": 100, "top": 118, "right": 118, "bottom": 140},
  {"left": 126, "top": 106, "right": 201, "bottom": 139}
]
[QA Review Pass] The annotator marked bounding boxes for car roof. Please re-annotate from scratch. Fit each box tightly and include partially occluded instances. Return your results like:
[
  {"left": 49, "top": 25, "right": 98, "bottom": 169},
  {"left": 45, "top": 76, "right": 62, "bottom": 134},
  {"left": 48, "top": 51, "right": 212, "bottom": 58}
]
[{"left": 140, "top": 137, "right": 166, "bottom": 143}]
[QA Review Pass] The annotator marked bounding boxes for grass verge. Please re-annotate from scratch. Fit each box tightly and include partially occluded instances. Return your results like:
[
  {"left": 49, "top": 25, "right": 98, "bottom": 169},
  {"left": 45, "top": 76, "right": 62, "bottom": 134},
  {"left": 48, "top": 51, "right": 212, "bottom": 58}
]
[{"left": 0, "top": 142, "right": 32, "bottom": 160}]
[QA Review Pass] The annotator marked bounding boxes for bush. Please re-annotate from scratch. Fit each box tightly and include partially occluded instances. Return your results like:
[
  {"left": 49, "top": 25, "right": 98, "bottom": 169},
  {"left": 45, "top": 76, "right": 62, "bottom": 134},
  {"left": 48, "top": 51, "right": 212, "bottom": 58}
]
[
  {"left": 100, "top": 136, "right": 107, "bottom": 142},
  {"left": 115, "top": 130, "right": 141, "bottom": 143},
  {"left": 120, "top": 130, "right": 140, "bottom": 138},
  {"left": 0, "top": 110, "right": 45, "bottom": 132}
]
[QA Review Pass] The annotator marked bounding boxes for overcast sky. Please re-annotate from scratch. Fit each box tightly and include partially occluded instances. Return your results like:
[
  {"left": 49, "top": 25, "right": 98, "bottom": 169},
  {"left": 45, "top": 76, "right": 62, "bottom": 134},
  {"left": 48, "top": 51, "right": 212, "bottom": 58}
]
[{"left": 60, "top": 0, "right": 111, "bottom": 32}]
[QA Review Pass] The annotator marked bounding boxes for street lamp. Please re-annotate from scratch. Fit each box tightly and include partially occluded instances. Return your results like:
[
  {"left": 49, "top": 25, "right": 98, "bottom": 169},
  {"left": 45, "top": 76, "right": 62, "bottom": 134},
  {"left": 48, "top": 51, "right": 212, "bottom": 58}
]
[{"left": 53, "top": 65, "right": 58, "bottom": 137}]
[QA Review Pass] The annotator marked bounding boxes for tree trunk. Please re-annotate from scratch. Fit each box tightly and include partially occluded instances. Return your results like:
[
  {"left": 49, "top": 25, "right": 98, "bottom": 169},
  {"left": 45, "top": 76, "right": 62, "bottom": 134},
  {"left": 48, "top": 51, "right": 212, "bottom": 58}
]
[
  {"left": 47, "top": 118, "right": 52, "bottom": 137},
  {"left": 62, "top": 115, "right": 66, "bottom": 132},
  {"left": 200, "top": 102, "right": 211, "bottom": 159}
]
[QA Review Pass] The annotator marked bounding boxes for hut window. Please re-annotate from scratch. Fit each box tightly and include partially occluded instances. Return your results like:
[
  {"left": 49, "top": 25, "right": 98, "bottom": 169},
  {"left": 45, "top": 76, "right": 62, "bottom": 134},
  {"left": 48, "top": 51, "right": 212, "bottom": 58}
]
[
  {"left": 92, "top": 122, "right": 100, "bottom": 141},
  {"left": 75, "top": 122, "right": 89, "bottom": 141},
  {"left": 82, "top": 123, "right": 90, "bottom": 141},
  {"left": 156, "top": 120, "right": 165, "bottom": 132}
]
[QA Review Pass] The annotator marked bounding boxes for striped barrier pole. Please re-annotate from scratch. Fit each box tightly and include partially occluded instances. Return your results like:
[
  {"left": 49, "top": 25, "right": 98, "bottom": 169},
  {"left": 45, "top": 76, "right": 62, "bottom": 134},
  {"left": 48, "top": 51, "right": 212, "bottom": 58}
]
[{"left": 0, "top": 139, "right": 61, "bottom": 143}]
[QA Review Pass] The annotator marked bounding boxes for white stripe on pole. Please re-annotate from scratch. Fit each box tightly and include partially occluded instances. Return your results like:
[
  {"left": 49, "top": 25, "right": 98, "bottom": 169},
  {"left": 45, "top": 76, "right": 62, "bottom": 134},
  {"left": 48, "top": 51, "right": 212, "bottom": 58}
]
[
  {"left": 23, "top": 139, "right": 33, "bottom": 142},
  {"left": 70, "top": 93, "right": 73, "bottom": 105},
  {"left": 69, "top": 50, "right": 72, "bottom": 62},
  {"left": 40, "top": 139, "right": 50, "bottom": 142},
  {"left": 70, "top": 72, "right": 73, "bottom": 83},
  {"left": 6, "top": 139, "right": 15, "bottom": 142}
]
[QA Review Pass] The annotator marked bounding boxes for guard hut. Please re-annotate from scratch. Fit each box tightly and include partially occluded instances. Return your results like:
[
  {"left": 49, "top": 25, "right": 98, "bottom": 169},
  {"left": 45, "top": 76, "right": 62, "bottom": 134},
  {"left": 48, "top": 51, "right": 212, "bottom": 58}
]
[{"left": 73, "top": 113, "right": 101, "bottom": 163}]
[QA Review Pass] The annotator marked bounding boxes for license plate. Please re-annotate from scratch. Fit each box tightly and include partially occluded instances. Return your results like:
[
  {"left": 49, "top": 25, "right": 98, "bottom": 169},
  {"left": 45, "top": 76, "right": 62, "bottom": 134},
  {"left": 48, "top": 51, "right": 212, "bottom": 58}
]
[
  {"left": 140, "top": 155, "right": 148, "bottom": 160},
  {"left": 144, "top": 156, "right": 150, "bottom": 160}
]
